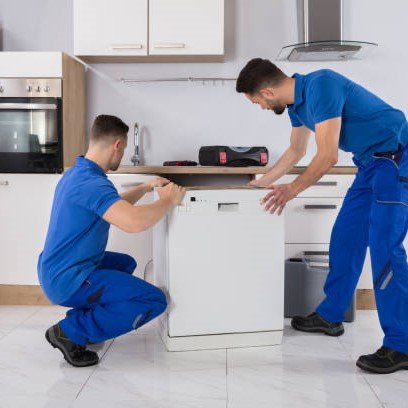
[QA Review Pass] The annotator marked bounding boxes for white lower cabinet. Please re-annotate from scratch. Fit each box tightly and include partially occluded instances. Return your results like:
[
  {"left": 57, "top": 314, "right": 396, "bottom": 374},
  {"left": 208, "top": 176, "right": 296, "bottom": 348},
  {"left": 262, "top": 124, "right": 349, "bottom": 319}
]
[
  {"left": 278, "top": 174, "right": 354, "bottom": 198},
  {"left": 0, "top": 174, "right": 61, "bottom": 285},
  {"left": 106, "top": 174, "right": 155, "bottom": 279},
  {"left": 0, "top": 174, "right": 156, "bottom": 285},
  {"left": 277, "top": 173, "right": 374, "bottom": 290},
  {"left": 285, "top": 198, "right": 343, "bottom": 244}
]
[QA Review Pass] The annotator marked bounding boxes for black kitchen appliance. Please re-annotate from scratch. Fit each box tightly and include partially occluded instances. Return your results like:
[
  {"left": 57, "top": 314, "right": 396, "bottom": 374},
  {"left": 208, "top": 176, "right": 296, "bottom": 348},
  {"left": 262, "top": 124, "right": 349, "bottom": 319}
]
[
  {"left": 199, "top": 146, "right": 268, "bottom": 167},
  {"left": 0, "top": 78, "right": 63, "bottom": 173}
]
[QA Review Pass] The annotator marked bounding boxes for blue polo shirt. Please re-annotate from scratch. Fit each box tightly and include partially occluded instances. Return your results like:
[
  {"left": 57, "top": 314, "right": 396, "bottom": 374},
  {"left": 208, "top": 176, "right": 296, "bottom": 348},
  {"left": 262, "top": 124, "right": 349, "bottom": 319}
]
[
  {"left": 37, "top": 156, "right": 122, "bottom": 304},
  {"left": 288, "top": 69, "right": 408, "bottom": 165}
]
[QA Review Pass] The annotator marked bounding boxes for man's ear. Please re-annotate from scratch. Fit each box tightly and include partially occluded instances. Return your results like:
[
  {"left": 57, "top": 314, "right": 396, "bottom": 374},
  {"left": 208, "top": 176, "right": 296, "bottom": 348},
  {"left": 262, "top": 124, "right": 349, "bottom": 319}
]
[
  {"left": 259, "top": 87, "right": 275, "bottom": 99},
  {"left": 113, "top": 138, "right": 123, "bottom": 150}
]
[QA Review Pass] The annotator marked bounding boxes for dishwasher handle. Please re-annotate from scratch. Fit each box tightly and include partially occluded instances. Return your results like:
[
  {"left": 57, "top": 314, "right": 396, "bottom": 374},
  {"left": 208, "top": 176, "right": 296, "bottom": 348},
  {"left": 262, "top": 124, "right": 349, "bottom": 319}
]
[{"left": 218, "top": 202, "right": 239, "bottom": 212}]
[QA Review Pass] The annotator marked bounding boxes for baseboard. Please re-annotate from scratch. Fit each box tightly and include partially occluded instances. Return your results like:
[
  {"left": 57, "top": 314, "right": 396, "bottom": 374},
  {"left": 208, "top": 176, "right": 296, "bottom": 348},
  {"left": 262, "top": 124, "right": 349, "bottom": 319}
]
[
  {"left": 356, "top": 289, "right": 376, "bottom": 310},
  {"left": 0, "top": 285, "right": 51, "bottom": 305},
  {"left": 0, "top": 285, "right": 377, "bottom": 310}
]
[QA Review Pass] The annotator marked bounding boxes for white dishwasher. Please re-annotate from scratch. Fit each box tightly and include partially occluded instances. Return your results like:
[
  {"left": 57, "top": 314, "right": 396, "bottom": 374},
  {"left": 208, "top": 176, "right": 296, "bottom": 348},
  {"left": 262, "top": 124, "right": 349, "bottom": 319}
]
[{"left": 153, "top": 186, "right": 284, "bottom": 351}]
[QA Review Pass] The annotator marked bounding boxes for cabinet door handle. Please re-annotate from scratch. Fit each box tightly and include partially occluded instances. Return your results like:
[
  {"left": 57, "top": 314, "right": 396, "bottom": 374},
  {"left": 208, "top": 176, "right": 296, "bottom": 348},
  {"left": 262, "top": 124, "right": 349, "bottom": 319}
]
[
  {"left": 313, "top": 181, "right": 338, "bottom": 186},
  {"left": 0, "top": 180, "right": 9, "bottom": 186},
  {"left": 304, "top": 250, "right": 329, "bottom": 256},
  {"left": 153, "top": 43, "right": 186, "bottom": 49},
  {"left": 304, "top": 204, "right": 338, "bottom": 210},
  {"left": 0, "top": 103, "right": 57, "bottom": 110},
  {"left": 111, "top": 44, "right": 143, "bottom": 50}
]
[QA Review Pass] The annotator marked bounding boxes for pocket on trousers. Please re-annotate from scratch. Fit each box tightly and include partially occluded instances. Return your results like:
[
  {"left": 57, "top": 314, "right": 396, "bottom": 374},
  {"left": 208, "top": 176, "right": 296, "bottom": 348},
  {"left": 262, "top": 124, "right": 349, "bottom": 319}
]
[
  {"left": 374, "top": 167, "right": 408, "bottom": 206},
  {"left": 398, "top": 176, "right": 408, "bottom": 203}
]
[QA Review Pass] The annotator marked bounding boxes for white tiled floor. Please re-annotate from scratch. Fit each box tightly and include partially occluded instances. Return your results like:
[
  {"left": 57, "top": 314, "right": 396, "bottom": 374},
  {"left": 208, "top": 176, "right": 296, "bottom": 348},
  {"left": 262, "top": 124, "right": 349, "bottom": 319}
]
[{"left": 0, "top": 307, "right": 406, "bottom": 408}]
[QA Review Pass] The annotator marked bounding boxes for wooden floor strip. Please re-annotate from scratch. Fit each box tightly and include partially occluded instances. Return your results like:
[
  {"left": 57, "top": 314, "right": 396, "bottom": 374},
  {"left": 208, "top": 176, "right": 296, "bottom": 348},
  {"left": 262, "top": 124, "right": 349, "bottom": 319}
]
[
  {"left": 356, "top": 289, "right": 377, "bottom": 310},
  {"left": 0, "top": 285, "right": 376, "bottom": 310},
  {"left": 0, "top": 285, "right": 51, "bottom": 305}
]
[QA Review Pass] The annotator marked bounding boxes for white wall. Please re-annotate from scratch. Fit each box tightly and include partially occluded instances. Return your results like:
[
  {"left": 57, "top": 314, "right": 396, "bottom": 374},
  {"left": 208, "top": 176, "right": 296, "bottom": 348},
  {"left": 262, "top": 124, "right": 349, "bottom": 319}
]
[{"left": 0, "top": 0, "right": 407, "bottom": 167}]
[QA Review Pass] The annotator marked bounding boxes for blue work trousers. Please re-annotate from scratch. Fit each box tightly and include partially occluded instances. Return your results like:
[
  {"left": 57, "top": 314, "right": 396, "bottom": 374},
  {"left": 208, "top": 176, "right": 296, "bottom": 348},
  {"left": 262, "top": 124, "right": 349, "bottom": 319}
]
[
  {"left": 316, "top": 146, "right": 408, "bottom": 354},
  {"left": 59, "top": 251, "right": 167, "bottom": 346}
]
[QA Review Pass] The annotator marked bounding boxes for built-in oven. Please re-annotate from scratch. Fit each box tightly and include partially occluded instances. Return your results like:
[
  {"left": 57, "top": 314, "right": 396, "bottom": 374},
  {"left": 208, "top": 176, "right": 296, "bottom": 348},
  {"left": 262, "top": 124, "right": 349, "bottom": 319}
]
[{"left": 0, "top": 78, "right": 63, "bottom": 173}]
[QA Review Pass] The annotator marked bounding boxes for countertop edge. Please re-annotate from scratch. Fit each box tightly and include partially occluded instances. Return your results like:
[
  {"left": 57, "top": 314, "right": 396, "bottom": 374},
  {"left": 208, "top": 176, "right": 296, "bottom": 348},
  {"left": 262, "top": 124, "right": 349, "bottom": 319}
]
[{"left": 109, "top": 166, "right": 357, "bottom": 175}]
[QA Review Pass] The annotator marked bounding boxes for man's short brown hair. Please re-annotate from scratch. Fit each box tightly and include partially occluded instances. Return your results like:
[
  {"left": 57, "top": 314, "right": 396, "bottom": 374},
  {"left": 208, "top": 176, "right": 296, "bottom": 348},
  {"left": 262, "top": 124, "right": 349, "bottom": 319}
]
[
  {"left": 90, "top": 115, "right": 129, "bottom": 142},
  {"left": 236, "top": 58, "right": 287, "bottom": 95}
]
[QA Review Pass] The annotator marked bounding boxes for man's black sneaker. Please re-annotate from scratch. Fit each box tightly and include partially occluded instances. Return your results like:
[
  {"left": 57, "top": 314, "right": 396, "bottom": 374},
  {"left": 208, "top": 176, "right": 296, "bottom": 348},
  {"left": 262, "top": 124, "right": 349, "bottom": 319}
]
[
  {"left": 45, "top": 324, "right": 99, "bottom": 367},
  {"left": 356, "top": 346, "right": 408, "bottom": 374},
  {"left": 291, "top": 312, "right": 344, "bottom": 337}
]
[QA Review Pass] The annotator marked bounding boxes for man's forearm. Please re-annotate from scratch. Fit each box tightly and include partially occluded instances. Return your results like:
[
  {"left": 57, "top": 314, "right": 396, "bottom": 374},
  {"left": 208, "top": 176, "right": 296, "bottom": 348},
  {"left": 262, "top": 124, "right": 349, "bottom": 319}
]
[
  {"left": 132, "top": 198, "right": 174, "bottom": 231},
  {"left": 291, "top": 154, "right": 336, "bottom": 195},
  {"left": 121, "top": 184, "right": 151, "bottom": 205},
  {"left": 256, "top": 147, "right": 304, "bottom": 187}
]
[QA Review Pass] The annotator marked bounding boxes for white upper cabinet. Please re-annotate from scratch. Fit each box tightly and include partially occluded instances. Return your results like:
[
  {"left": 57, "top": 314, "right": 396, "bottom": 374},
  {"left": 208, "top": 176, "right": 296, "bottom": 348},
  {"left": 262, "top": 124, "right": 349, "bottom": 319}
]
[
  {"left": 149, "top": 0, "right": 224, "bottom": 56},
  {"left": 74, "top": 0, "right": 148, "bottom": 57},
  {"left": 73, "top": 0, "right": 224, "bottom": 60}
]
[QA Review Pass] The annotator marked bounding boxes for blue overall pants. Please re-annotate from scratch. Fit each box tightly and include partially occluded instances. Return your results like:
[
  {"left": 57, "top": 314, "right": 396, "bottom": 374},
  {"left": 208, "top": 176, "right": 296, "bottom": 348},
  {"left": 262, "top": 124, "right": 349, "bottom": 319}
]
[
  {"left": 316, "top": 145, "right": 408, "bottom": 354},
  {"left": 59, "top": 251, "right": 167, "bottom": 346}
]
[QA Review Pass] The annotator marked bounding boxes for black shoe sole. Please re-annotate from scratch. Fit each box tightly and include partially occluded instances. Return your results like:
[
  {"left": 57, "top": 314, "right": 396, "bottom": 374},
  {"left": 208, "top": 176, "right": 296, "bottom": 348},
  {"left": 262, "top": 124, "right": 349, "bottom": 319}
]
[
  {"left": 45, "top": 329, "right": 99, "bottom": 368},
  {"left": 356, "top": 359, "right": 408, "bottom": 374},
  {"left": 291, "top": 320, "right": 344, "bottom": 337}
]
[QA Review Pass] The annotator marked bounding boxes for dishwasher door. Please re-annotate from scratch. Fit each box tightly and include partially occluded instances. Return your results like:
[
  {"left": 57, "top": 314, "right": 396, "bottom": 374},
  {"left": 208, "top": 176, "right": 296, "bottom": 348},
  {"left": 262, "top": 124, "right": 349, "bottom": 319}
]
[{"left": 166, "top": 189, "right": 284, "bottom": 337}]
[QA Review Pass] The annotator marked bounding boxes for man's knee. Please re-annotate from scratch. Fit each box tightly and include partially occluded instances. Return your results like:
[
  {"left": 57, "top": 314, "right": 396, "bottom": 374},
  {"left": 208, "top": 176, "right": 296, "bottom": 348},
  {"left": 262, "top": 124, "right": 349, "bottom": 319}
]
[
  {"left": 126, "top": 277, "right": 167, "bottom": 315},
  {"left": 127, "top": 287, "right": 167, "bottom": 329},
  {"left": 122, "top": 254, "right": 137, "bottom": 274},
  {"left": 151, "top": 286, "right": 168, "bottom": 316},
  {"left": 140, "top": 286, "right": 167, "bottom": 319}
]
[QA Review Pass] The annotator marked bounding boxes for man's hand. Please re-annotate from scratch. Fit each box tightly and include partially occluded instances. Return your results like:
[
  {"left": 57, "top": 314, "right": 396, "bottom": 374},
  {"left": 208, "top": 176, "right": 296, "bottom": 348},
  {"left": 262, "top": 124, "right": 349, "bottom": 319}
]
[
  {"left": 146, "top": 177, "right": 170, "bottom": 191},
  {"left": 261, "top": 183, "right": 297, "bottom": 215},
  {"left": 157, "top": 183, "right": 186, "bottom": 206},
  {"left": 121, "top": 177, "right": 171, "bottom": 205},
  {"left": 249, "top": 178, "right": 269, "bottom": 188}
]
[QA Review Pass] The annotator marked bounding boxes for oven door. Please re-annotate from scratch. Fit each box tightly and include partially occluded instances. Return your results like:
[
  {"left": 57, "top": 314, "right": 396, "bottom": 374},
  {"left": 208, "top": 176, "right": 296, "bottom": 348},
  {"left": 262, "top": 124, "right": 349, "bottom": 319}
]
[{"left": 0, "top": 98, "right": 62, "bottom": 173}]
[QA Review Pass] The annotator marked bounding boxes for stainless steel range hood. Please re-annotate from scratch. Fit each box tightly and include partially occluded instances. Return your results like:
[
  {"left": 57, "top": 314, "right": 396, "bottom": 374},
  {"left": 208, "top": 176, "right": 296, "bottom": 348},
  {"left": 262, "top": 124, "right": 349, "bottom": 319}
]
[{"left": 277, "top": 0, "right": 377, "bottom": 61}]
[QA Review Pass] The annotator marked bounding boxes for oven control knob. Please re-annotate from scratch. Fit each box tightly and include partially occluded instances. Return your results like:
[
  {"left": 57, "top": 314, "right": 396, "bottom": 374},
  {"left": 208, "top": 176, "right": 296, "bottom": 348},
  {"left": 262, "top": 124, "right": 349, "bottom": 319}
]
[
  {"left": 0, "top": 86, "right": 4, "bottom": 93},
  {"left": 26, "top": 85, "right": 32, "bottom": 92},
  {"left": 43, "top": 86, "right": 50, "bottom": 93},
  {"left": 35, "top": 86, "right": 41, "bottom": 92}
]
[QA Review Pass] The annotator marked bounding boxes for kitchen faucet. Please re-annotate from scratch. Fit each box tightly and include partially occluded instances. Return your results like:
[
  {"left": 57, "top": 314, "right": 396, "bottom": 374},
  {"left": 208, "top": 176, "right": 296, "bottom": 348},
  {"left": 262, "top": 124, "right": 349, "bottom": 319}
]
[{"left": 130, "top": 122, "right": 141, "bottom": 166}]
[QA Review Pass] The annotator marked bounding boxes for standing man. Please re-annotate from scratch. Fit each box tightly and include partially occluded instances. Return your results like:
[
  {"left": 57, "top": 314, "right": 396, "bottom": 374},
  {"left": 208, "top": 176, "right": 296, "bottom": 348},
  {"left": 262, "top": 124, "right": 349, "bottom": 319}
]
[
  {"left": 38, "top": 114, "right": 186, "bottom": 367},
  {"left": 236, "top": 58, "right": 408, "bottom": 374}
]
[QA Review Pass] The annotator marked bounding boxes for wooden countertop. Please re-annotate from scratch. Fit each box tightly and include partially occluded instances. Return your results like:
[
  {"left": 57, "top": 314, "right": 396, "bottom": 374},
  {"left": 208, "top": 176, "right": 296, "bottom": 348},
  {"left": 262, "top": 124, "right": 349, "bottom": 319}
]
[{"left": 111, "top": 165, "right": 357, "bottom": 175}]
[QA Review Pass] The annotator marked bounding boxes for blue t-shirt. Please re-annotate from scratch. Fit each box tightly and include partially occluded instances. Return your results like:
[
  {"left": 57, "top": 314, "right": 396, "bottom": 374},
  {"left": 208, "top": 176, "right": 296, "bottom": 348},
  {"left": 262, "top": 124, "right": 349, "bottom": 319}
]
[
  {"left": 37, "top": 156, "right": 122, "bottom": 304},
  {"left": 287, "top": 69, "right": 408, "bottom": 165}
]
